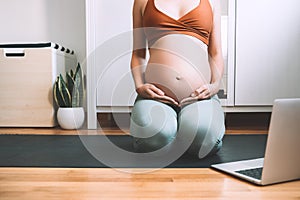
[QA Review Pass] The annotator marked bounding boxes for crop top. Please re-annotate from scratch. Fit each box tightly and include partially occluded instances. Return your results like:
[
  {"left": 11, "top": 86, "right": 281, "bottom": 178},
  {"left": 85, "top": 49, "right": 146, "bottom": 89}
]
[{"left": 142, "top": 0, "right": 213, "bottom": 47}]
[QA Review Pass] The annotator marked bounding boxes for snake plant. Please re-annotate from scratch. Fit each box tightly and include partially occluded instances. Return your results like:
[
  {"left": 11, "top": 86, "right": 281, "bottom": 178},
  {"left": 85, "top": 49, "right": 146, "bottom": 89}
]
[{"left": 53, "top": 63, "right": 84, "bottom": 107}]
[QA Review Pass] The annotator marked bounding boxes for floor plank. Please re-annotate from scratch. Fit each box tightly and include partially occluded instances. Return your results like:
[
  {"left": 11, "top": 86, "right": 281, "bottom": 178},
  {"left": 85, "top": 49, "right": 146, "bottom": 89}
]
[
  {"left": 0, "top": 127, "right": 268, "bottom": 135},
  {"left": 0, "top": 127, "right": 129, "bottom": 135}
]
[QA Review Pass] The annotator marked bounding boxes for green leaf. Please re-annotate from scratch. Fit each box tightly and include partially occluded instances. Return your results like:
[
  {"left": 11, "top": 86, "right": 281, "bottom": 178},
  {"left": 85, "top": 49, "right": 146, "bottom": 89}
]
[
  {"left": 70, "top": 69, "right": 74, "bottom": 80},
  {"left": 53, "top": 77, "right": 66, "bottom": 107},
  {"left": 72, "top": 71, "right": 81, "bottom": 107},
  {"left": 58, "top": 74, "right": 71, "bottom": 107},
  {"left": 72, "top": 88, "right": 80, "bottom": 107},
  {"left": 74, "top": 63, "right": 84, "bottom": 107},
  {"left": 74, "top": 63, "right": 82, "bottom": 81},
  {"left": 66, "top": 72, "right": 74, "bottom": 97}
]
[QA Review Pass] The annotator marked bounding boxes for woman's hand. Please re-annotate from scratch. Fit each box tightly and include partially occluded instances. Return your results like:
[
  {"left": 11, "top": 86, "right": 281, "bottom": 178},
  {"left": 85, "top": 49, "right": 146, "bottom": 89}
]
[
  {"left": 136, "top": 83, "right": 179, "bottom": 106},
  {"left": 179, "top": 83, "right": 219, "bottom": 107},
  {"left": 191, "top": 83, "right": 218, "bottom": 99}
]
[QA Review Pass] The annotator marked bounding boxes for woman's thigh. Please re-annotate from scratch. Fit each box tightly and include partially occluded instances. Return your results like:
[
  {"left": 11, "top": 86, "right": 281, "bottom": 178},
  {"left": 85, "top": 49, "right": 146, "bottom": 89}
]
[
  {"left": 178, "top": 95, "right": 225, "bottom": 158},
  {"left": 130, "top": 97, "right": 178, "bottom": 152}
]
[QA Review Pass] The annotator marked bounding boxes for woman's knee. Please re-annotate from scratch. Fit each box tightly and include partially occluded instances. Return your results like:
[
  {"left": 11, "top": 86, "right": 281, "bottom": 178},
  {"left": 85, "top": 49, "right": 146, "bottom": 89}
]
[
  {"left": 186, "top": 122, "right": 225, "bottom": 158},
  {"left": 132, "top": 120, "right": 177, "bottom": 152},
  {"left": 198, "top": 124, "right": 225, "bottom": 158},
  {"left": 179, "top": 119, "right": 219, "bottom": 152},
  {"left": 178, "top": 97, "right": 225, "bottom": 157},
  {"left": 130, "top": 97, "right": 178, "bottom": 152}
]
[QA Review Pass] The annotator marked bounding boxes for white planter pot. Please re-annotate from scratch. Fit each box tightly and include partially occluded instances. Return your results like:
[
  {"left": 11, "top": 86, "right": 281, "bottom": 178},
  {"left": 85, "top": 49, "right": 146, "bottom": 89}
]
[{"left": 57, "top": 107, "right": 85, "bottom": 129}]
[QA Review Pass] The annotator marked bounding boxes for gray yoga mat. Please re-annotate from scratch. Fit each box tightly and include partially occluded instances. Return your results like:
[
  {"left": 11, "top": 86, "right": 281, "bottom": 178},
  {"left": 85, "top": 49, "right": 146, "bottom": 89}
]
[{"left": 0, "top": 134, "right": 267, "bottom": 168}]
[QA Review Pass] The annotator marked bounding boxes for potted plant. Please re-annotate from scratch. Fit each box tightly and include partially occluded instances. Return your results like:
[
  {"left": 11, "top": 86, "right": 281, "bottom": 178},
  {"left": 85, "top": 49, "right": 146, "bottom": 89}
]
[{"left": 53, "top": 63, "right": 85, "bottom": 129}]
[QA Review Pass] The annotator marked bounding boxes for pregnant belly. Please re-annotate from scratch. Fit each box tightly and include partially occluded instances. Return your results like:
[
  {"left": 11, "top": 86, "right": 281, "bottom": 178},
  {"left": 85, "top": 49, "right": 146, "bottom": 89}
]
[{"left": 145, "top": 43, "right": 211, "bottom": 102}]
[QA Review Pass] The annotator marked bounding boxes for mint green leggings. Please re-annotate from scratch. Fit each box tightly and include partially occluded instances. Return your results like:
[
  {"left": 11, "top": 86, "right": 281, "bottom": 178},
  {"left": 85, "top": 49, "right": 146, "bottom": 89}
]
[{"left": 130, "top": 95, "right": 225, "bottom": 159}]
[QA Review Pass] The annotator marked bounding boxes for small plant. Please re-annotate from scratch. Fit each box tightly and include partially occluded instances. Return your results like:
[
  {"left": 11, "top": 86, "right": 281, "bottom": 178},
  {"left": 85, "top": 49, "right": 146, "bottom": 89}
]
[{"left": 53, "top": 63, "right": 84, "bottom": 107}]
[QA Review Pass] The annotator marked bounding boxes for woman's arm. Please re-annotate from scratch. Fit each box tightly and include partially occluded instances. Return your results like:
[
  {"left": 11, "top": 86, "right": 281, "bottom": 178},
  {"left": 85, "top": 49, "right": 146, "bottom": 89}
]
[
  {"left": 179, "top": 0, "right": 224, "bottom": 106},
  {"left": 131, "top": 0, "right": 147, "bottom": 89},
  {"left": 208, "top": 0, "right": 224, "bottom": 93},
  {"left": 131, "top": 0, "right": 179, "bottom": 105}
]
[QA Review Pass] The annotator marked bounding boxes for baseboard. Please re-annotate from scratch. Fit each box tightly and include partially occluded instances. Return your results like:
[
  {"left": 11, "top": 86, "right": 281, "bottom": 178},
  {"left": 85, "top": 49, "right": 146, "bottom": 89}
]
[{"left": 97, "top": 112, "right": 271, "bottom": 132}]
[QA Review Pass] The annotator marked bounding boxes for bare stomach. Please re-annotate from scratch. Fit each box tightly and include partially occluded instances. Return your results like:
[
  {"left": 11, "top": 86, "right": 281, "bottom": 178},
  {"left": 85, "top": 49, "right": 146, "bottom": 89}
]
[{"left": 145, "top": 34, "right": 211, "bottom": 102}]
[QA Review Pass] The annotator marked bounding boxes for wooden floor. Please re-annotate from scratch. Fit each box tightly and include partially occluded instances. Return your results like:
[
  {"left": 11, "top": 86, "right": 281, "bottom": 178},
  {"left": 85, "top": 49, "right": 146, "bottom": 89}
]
[
  {"left": 0, "top": 123, "right": 299, "bottom": 199},
  {"left": 1, "top": 167, "right": 299, "bottom": 200}
]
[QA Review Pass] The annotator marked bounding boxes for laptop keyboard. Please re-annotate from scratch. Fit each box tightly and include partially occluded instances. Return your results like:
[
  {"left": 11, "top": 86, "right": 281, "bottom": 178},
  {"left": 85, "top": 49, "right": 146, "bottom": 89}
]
[{"left": 235, "top": 167, "right": 263, "bottom": 180}]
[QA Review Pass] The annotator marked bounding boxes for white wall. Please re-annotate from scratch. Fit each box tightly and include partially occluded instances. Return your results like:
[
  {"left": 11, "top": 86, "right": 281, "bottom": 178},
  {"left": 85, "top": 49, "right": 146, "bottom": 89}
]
[
  {"left": 0, "top": 0, "right": 86, "bottom": 63},
  {"left": 0, "top": 0, "right": 49, "bottom": 42},
  {"left": 45, "top": 0, "right": 86, "bottom": 63}
]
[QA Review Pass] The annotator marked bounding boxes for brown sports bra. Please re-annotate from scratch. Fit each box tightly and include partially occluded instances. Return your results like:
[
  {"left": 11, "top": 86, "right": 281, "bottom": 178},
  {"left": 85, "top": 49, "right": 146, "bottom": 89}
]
[{"left": 143, "top": 0, "right": 213, "bottom": 47}]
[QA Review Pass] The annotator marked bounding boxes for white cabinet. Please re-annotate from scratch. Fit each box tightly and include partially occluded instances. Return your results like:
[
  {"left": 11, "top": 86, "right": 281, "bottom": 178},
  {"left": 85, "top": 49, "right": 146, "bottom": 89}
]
[
  {"left": 94, "top": 0, "right": 136, "bottom": 109},
  {"left": 235, "top": 0, "right": 300, "bottom": 105}
]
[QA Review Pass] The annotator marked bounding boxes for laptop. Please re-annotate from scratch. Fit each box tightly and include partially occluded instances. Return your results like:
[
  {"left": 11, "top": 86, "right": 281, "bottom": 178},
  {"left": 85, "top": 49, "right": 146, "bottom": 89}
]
[{"left": 211, "top": 98, "right": 300, "bottom": 185}]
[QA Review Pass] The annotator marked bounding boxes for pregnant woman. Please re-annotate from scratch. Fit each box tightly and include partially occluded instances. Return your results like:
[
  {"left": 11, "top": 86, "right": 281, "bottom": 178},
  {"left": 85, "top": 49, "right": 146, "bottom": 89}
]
[{"left": 130, "top": 0, "right": 225, "bottom": 158}]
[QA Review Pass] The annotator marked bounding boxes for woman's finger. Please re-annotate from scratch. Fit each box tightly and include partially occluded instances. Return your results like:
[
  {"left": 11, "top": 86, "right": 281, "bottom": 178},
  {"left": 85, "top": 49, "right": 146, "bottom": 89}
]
[
  {"left": 179, "top": 96, "right": 198, "bottom": 107},
  {"left": 192, "top": 84, "right": 213, "bottom": 99},
  {"left": 197, "top": 88, "right": 211, "bottom": 99},
  {"left": 157, "top": 95, "right": 179, "bottom": 105},
  {"left": 149, "top": 84, "right": 165, "bottom": 96},
  {"left": 191, "top": 85, "right": 207, "bottom": 97}
]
